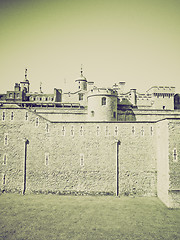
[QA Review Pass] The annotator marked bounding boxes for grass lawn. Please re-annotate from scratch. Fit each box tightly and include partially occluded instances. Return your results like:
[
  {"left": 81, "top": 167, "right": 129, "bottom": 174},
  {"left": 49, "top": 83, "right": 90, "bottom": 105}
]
[{"left": 0, "top": 194, "right": 180, "bottom": 240}]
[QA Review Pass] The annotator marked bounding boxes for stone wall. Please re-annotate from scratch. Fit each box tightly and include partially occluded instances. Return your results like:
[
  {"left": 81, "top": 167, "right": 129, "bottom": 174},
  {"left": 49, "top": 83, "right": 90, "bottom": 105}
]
[
  {"left": 134, "top": 109, "right": 180, "bottom": 121},
  {"left": 168, "top": 119, "right": 180, "bottom": 208},
  {"left": 156, "top": 120, "right": 169, "bottom": 206},
  {"left": 0, "top": 107, "right": 157, "bottom": 196}
]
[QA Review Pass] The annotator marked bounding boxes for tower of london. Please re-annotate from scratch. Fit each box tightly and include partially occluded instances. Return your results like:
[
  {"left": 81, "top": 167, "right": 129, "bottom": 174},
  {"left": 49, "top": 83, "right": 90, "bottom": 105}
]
[{"left": 0, "top": 69, "right": 180, "bottom": 208}]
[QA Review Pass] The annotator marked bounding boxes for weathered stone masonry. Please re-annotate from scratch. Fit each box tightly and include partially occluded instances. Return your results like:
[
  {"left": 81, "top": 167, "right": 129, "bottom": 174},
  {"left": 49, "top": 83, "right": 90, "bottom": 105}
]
[
  {"left": 0, "top": 107, "right": 180, "bottom": 207},
  {"left": 0, "top": 107, "right": 157, "bottom": 195},
  {"left": 1, "top": 67, "right": 180, "bottom": 208}
]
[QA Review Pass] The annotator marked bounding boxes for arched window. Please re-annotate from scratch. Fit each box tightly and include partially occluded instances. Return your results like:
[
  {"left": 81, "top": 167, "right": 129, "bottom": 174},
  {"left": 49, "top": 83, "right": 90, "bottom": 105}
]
[{"left": 102, "top": 97, "right": 106, "bottom": 105}]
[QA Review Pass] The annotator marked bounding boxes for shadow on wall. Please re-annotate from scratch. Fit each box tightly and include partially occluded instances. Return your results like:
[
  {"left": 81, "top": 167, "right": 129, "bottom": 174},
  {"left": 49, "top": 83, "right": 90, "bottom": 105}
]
[
  {"left": 117, "top": 98, "right": 136, "bottom": 122},
  {"left": 174, "top": 94, "right": 180, "bottom": 110}
]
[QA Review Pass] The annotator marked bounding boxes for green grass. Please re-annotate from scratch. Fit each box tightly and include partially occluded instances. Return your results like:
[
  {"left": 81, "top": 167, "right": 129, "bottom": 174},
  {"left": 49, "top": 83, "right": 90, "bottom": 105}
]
[{"left": 0, "top": 194, "right": 180, "bottom": 240}]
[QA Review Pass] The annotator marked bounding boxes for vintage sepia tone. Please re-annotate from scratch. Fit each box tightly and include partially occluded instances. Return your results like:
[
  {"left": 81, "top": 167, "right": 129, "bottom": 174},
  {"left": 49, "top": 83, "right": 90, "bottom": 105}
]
[{"left": 0, "top": 68, "right": 180, "bottom": 208}]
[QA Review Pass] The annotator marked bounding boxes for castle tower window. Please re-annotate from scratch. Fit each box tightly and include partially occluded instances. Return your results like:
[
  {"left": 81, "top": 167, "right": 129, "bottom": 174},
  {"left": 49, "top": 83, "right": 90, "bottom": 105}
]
[
  {"left": 25, "top": 112, "right": 28, "bottom": 121},
  {"left": 80, "top": 154, "right": 84, "bottom": 166},
  {"left": 173, "top": 148, "right": 178, "bottom": 162},
  {"left": 45, "top": 153, "right": 49, "bottom": 166},
  {"left": 150, "top": 126, "right": 153, "bottom": 136},
  {"left": 3, "top": 154, "right": 7, "bottom": 165},
  {"left": 71, "top": 126, "right": 74, "bottom": 136},
  {"left": 2, "top": 112, "right": 5, "bottom": 121},
  {"left": 9, "top": 93, "right": 13, "bottom": 98},
  {"left": 141, "top": 127, "right": 144, "bottom": 136},
  {"left": 114, "top": 126, "right": 118, "bottom": 136},
  {"left": 35, "top": 117, "right": 39, "bottom": 127},
  {"left": 62, "top": 126, "right": 65, "bottom": 136},
  {"left": 2, "top": 174, "right": 6, "bottom": 185},
  {"left": 102, "top": 97, "right": 106, "bottom": 105},
  {"left": 46, "top": 123, "right": 49, "bottom": 133},
  {"left": 163, "top": 106, "right": 165, "bottom": 110},
  {"left": 132, "top": 126, "right": 135, "bottom": 134},
  {"left": 4, "top": 133, "right": 8, "bottom": 145},
  {"left": 96, "top": 126, "right": 100, "bottom": 136},
  {"left": 91, "top": 111, "right": 95, "bottom": 117},
  {"left": 80, "top": 126, "right": 83, "bottom": 136},
  {"left": 11, "top": 112, "right": 14, "bottom": 121},
  {"left": 105, "top": 126, "right": 109, "bottom": 136}
]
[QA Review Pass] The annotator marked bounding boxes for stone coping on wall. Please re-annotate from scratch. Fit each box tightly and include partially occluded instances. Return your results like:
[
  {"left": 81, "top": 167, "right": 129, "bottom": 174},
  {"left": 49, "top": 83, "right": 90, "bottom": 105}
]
[
  {"left": 50, "top": 120, "right": 157, "bottom": 124},
  {"left": 156, "top": 117, "right": 180, "bottom": 123}
]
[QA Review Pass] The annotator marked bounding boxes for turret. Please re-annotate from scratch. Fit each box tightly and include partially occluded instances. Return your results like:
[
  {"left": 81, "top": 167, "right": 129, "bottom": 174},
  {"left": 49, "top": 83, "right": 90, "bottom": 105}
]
[
  {"left": 75, "top": 67, "right": 87, "bottom": 91},
  {"left": 87, "top": 87, "right": 118, "bottom": 121},
  {"left": 129, "top": 89, "right": 137, "bottom": 106}
]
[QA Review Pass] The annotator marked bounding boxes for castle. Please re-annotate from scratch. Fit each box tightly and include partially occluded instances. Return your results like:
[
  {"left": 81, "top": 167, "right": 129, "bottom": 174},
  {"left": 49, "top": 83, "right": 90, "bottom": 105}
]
[{"left": 0, "top": 69, "right": 180, "bottom": 208}]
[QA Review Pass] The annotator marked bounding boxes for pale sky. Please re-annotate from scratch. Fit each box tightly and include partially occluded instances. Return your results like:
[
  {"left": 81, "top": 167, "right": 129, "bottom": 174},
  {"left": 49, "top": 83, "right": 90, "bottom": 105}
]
[{"left": 0, "top": 0, "right": 180, "bottom": 94}]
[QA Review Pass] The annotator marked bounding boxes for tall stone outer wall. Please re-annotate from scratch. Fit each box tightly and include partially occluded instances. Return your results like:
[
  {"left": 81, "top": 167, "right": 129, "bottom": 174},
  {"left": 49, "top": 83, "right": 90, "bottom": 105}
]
[
  {"left": 0, "top": 107, "right": 157, "bottom": 196},
  {"left": 168, "top": 119, "right": 180, "bottom": 208},
  {"left": 133, "top": 110, "right": 180, "bottom": 121},
  {"left": 156, "top": 120, "right": 169, "bottom": 206},
  {"left": 37, "top": 109, "right": 87, "bottom": 122}
]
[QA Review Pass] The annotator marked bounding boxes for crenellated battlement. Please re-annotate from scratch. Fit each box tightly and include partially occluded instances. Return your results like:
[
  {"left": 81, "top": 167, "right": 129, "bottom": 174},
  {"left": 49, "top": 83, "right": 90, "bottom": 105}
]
[{"left": 88, "top": 87, "right": 118, "bottom": 97}]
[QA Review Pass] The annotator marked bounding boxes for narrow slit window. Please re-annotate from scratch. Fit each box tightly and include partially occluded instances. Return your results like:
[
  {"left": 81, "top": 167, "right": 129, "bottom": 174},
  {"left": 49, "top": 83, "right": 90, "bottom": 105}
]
[
  {"left": 150, "top": 126, "right": 153, "bottom": 136},
  {"left": 45, "top": 153, "right": 49, "bottom": 166},
  {"left": 3, "top": 154, "right": 7, "bottom": 165},
  {"left": 35, "top": 117, "right": 39, "bottom": 127},
  {"left": 11, "top": 112, "right": 14, "bottom": 121},
  {"left": 80, "top": 154, "right": 84, "bottom": 166},
  {"left": 4, "top": 133, "right": 8, "bottom": 146},
  {"left": 105, "top": 126, "right": 109, "bottom": 136},
  {"left": 173, "top": 148, "right": 178, "bottom": 162},
  {"left": 71, "top": 126, "right": 74, "bottom": 136},
  {"left": 141, "top": 127, "right": 144, "bottom": 136},
  {"left": 2, "top": 112, "right": 5, "bottom": 121},
  {"left": 96, "top": 126, "right": 100, "bottom": 136},
  {"left": 46, "top": 123, "right": 49, "bottom": 133},
  {"left": 25, "top": 112, "right": 28, "bottom": 121},
  {"left": 114, "top": 126, "right": 118, "bottom": 136},
  {"left": 62, "top": 126, "right": 65, "bottom": 136},
  {"left": 3, "top": 174, "right": 6, "bottom": 185},
  {"left": 80, "top": 126, "right": 83, "bottom": 136}
]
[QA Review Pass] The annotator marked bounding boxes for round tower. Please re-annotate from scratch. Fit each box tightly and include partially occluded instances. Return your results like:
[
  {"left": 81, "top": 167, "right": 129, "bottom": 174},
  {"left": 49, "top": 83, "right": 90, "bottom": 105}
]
[
  {"left": 87, "top": 87, "right": 118, "bottom": 121},
  {"left": 75, "top": 67, "right": 87, "bottom": 91}
]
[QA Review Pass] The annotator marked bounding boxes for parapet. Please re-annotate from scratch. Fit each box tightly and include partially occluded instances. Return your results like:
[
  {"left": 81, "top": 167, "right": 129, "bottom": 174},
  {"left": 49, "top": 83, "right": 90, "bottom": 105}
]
[
  {"left": 88, "top": 87, "right": 118, "bottom": 98},
  {"left": 147, "top": 86, "right": 175, "bottom": 94}
]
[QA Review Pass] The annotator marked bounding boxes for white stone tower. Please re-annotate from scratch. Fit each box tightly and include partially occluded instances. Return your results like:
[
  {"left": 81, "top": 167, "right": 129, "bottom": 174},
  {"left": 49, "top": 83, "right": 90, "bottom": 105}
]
[
  {"left": 87, "top": 87, "right": 118, "bottom": 121},
  {"left": 75, "top": 66, "right": 87, "bottom": 91}
]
